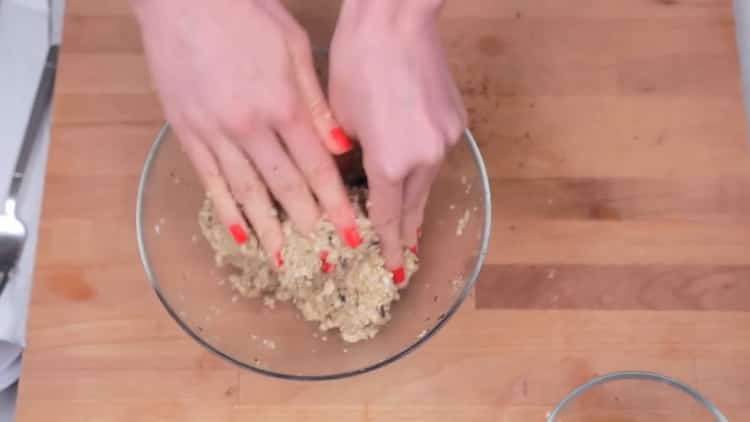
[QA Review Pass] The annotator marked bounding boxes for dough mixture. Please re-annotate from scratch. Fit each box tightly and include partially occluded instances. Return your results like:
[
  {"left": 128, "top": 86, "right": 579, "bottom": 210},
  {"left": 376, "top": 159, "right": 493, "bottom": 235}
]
[{"left": 198, "top": 191, "right": 418, "bottom": 343}]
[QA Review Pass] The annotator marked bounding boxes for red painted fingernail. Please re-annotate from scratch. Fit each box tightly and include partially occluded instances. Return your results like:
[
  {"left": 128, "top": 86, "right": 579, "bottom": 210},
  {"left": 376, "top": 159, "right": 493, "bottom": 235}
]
[
  {"left": 274, "top": 250, "right": 284, "bottom": 268},
  {"left": 229, "top": 224, "right": 248, "bottom": 244},
  {"left": 319, "top": 250, "right": 334, "bottom": 273},
  {"left": 409, "top": 245, "right": 418, "bottom": 255},
  {"left": 321, "top": 261, "right": 334, "bottom": 272},
  {"left": 330, "top": 127, "right": 353, "bottom": 152},
  {"left": 391, "top": 267, "right": 405, "bottom": 285},
  {"left": 342, "top": 226, "right": 362, "bottom": 248}
]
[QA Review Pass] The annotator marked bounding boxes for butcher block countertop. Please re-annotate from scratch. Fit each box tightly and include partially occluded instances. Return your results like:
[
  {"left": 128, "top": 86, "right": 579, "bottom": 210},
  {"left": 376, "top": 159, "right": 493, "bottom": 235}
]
[{"left": 14, "top": 0, "right": 750, "bottom": 420}]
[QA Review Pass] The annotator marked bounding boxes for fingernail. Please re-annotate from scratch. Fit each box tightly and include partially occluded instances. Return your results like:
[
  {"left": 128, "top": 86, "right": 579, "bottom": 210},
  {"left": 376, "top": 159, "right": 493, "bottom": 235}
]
[
  {"left": 342, "top": 226, "right": 362, "bottom": 248},
  {"left": 229, "top": 224, "right": 248, "bottom": 244},
  {"left": 409, "top": 245, "right": 418, "bottom": 255},
  {"left": 321, "top": 261, "right": 334, "bottom": 273},
  {"left": 391, "top": 267, "right": 405, "bottom": 285},
  {"left": 330, "top": 127, "right": 353, "bottom": 152},
  {"left": 274, "top": 250, "right": 284, "bottom": 268},
  {"left": 417, "top": 227, "right": 423, "bottom": 239},
  {"left": 320, "top": 250, "right": 334, "bottom": 272},
  {"left": 319, "top": 250, "right": 334, "bottom": 273}
]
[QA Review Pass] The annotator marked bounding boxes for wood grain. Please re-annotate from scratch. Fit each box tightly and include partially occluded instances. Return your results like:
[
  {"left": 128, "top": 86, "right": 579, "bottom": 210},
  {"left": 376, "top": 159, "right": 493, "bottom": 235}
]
[
  {"left": 476, "top": 264, "right": 750, "bottom": 310},
  {"left": 15, "top": 0, "right": 750, "bottom": 420}
]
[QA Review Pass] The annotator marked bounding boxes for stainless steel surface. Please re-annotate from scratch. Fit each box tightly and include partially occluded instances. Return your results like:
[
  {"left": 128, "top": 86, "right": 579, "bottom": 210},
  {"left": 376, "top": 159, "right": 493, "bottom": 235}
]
[
  {"left": 47, "top": 0, "right": 64, "bottom": 45},
  {"left": 0, "top": 44, "right": 57, "bottom": 296}
]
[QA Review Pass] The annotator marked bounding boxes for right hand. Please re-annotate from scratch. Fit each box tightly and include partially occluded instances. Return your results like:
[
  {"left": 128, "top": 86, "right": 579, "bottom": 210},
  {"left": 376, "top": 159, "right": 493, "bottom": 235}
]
[
  {"left": 328, "top": 1, "right": 466, "bottom": 281},
  {"left": 132, "top": 0, "right": 362, "bottom": 267}
]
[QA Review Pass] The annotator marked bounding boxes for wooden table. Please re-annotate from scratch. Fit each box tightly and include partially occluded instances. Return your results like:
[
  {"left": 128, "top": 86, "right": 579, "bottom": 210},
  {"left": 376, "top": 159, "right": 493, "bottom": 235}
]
[{"left": 15, "top": 0, "right": 750, "bottom": 420}]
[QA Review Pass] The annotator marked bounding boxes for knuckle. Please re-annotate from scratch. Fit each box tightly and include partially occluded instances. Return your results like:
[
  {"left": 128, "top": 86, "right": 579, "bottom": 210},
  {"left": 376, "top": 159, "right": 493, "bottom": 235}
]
[
  {"left": 275, "top": 175, "right": 307, "bottom": 198},
  {"left": 368, "top": 158, "right": 408, "bottom": 184},
  {"left": 421, "top": 142, "right": 445, "bottom": 166},
  {"left": 181, "top": 140, "right": 220, "bottom": 178},
  {"left": 286, "top": 25, "right": 311, "bottom": 50},
  {"left": 254, "top": 222, "right": 280, "bottom": 246},
  {"left": 444, "top": 117, "right": 465, "bottom": 146},
  {"left": 271, "top": 93, "right": 302, "bottom": 127},
  {"left": 373, "top": 211, "right": 400, "bottom": 230},
  {"left": 308, "top": 97, "right": 332, "bottom": 120},
  {"left": 205, "top": 176, "right": 229, "bottom": 200},
  {"left": 306, "top": 159, "right": 339, "bottom": 185},
  {"left": 220, "top": 109, "right": 259, "bottom": 137},
  {"left": 235, "top": 179, "right": 265, "bottom": 202},
  {"left": 380, "top": 166, "right": 405, "bottom": 184}
]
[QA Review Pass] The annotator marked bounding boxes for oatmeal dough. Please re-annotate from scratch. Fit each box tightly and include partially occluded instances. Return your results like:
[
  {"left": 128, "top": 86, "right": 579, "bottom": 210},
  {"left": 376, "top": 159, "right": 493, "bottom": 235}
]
[{"left": 198, "top": 191, "right": 418, "bottom": 343}]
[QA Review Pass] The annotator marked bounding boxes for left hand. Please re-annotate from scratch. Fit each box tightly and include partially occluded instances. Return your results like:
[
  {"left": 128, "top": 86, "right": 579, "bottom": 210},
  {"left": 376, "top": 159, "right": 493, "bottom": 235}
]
[
  {"left": 132, "top": 0, "right": 361, "bottom": 268},
  {"left": 328, "top": 0, "right": 467, "bottom": 280}
]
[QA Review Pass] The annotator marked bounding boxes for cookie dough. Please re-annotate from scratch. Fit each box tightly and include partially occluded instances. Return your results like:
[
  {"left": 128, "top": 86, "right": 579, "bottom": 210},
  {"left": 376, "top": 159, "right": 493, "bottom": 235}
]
[{"left": 198, "top": 191, "right": 418, "bottom": 343}]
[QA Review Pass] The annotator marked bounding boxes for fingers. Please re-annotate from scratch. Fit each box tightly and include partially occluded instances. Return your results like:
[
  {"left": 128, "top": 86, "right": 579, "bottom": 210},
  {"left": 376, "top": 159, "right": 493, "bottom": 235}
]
[
  {"left": 239, "top": 128, "right": 321, "bottom": 235},
  {"left": 179, "top": 131, "right": 251, "bottom": 247},
  {"left": 366, "top": 166, "right": 406, "bottom": 283},
  {"left": 252, "top": 1, "right": 358, "bottom": 245},
  {"left": 211, "top": 135, "right": 284, "bottom": 268},
  {"left": 401, "top": 165, "right": 439, "bottom": 253},
  {"left": 264, "top": 1, "right": 353, "bottom": 155},
  {"left": 292, "top": 43, "right": 354, "bottom": 155},
  {"left": 278, "top": 119, "right": 361, "bottom": 248}
]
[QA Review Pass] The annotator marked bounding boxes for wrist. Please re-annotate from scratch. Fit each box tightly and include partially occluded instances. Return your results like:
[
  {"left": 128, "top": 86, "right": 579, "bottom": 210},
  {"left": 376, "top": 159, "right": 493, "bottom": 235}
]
[
  {"left": 129, "top": 0, "right": 162, "bottom": 22},
  {"left": 130, "top": 0, "right": 193, "bottom": 23},
  {"left": 340, "top": 0, "right": 444, "bottom": 30}
]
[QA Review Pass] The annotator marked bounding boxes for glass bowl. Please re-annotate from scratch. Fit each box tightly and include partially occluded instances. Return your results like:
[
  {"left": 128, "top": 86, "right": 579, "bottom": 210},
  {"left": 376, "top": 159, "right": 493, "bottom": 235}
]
[
  {"left": 136, "top": 124, "right": 491, "bottom": 380},
  {"left": 547, "top": 371, "right": 727, "bottom": 422}
]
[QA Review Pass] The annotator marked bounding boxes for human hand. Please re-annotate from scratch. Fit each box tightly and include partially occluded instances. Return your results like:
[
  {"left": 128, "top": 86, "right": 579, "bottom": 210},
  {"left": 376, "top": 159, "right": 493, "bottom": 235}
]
[
  {"left": 132, "top": 0, "right": 362, "bottom": 267},
  {"left": 328, "top": 0, "right": 467, "bottom": 282}
]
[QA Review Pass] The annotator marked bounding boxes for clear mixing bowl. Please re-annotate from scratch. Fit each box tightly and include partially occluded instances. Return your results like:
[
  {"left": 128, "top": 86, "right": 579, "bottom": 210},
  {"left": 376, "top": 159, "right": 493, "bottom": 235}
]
[
  {"left": 136, "top": 124, "right": 491, "bottom": 380},
  {"left": 548, "top": 371, "right": 727, "bottom": 422}
]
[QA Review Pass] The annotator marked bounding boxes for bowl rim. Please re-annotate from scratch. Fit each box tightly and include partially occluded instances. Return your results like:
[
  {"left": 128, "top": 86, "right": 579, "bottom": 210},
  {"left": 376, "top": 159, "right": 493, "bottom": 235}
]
[
  {"left": 136, "top": 123, "right": 492, "bottom": 381},
  {"left": 546, "top": 371, "right": 728, "bottom": 422}
]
